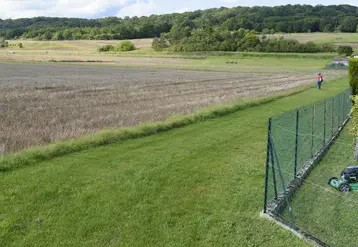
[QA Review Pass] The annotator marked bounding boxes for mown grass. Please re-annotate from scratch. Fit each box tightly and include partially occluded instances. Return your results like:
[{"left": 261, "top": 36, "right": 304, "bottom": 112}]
[
  {"left": 282, "top": 125, "right": 358, "bottom": 247},
  {"left": 0, "top": 77, "right": 349, "bottom": 247}
]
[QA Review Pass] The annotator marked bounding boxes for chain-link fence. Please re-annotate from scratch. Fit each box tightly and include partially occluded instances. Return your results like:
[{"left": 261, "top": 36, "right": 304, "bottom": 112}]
[{"left": 264, "top": 88, "right": 353, "bottom": 246}]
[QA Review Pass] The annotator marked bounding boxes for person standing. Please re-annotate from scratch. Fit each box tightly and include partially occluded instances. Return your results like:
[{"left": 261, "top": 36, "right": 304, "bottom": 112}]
[{"left": 317, "top": 72, "right": 323, "bottom": 89}]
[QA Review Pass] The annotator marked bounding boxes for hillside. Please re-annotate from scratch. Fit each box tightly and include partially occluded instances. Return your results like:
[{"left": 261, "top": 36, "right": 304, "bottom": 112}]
[{"left": 1, "top": 4, "right": 358, "bottom": 40}]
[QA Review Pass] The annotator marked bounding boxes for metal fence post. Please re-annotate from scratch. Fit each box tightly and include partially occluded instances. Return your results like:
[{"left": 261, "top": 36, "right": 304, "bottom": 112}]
[
  {"left": 341, "top": 92, "right": 344, "bottom": 125},
  {"left": 332, "top": 97, "right": 334, "bottom": 135},
  {"left": 323, "top": 100, "right": 326, "bottom": 145},
  {"left": 294, "top": 109, "right": 299, "bottom": 178},
  {"left": 270, "top": 145, "right": 278, "bottom": 200},
  {"left": 338, "top": 94, "right": 341, "bottom": 127},
  {"left": 311, "top": 104, "right": 315, "bottom": 158},
  {"left": 264, "top": 118, "right": 272, "bottom": 213}
]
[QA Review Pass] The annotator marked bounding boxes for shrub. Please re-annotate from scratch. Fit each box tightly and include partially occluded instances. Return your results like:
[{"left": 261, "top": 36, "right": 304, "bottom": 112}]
[
  {"left": 152, "top": 36, "right": 168, "bottom": 51},
  {"left": 337, "top": 45, "right": 354, "bottom": 56},
  {"left": 349, "top": 58, "right": 358, "bottom": 95},
  {"left": 152, "top": 37, "right": 162, "bottom": 51},
  {"left": 0, "top": 37, "right": 8, "bottom": 48},
  {"left": 18, "top": 43, "right": 23, "bottom": 48},
  {"left": 98, "top": 44, "right": 115, "bottom": 52},
  {"left": 116, "top": 40, "right": 136, "bottom": 52}
]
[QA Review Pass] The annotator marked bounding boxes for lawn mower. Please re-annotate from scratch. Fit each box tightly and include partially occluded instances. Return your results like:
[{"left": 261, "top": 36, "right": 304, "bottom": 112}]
[{"left": 328, "top": 166, "right": 358, "bottom": 192}]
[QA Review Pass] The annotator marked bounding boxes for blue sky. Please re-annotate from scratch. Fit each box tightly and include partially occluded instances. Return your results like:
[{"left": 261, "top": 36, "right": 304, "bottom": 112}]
[{"left": 1, "top": 0, "right": 356, "bottom": 19}]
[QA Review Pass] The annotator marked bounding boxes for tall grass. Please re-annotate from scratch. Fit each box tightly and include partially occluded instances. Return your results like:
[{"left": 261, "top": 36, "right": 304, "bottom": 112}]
[{"left": 0, "top": 84, "right": 313, "bottom": 172}]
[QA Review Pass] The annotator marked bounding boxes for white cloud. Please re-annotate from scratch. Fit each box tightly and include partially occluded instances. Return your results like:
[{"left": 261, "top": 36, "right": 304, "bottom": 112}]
[
  {"left": 0, "top": 0, "right": 127, "bottom": 19},
  {"left": 0, "top": 0, "right": 356, "bottom": 19}
]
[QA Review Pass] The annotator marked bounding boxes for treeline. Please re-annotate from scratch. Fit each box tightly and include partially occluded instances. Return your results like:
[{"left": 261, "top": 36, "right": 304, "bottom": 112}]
[
  {"left": 1, "top": 5, "right": 358, "bottom": 40},
  {"left": 155, "top": 27, "right": 336, "bottom": 53}
]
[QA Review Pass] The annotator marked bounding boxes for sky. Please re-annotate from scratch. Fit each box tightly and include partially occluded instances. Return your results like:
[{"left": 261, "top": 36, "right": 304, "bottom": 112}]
[{"left": 0, "top": 0, "right": 357, "bottom": 19}]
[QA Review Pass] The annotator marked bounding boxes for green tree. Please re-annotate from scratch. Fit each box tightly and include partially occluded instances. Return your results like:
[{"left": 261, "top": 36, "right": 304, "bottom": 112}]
[
  {"left": 337, "top": 46, "right": 354, "bottom": 56},
  {"left": 0, "top": 37, "right": 6, "bottom": 47},
  {"left": 116, "top": 40, "right": 136, "bottom": 52},
  {"left": 341, "top": 17, "right": 358, "bottom": 32},
  {"left": 152, "top": 37, "right": 162, "bottom": 51},
  {"left": 52, "top": 31, "right": 64, "bottom": 40}
]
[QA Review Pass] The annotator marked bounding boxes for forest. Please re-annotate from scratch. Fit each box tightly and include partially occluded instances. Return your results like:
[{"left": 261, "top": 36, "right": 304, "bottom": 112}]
[{"left": 0, "top": 5, "right": 358, "bottom": 41}]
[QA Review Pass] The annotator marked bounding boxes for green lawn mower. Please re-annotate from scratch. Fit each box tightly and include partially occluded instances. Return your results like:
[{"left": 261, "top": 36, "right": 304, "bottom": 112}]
[{"left": 328, "top": 166, "right": 358, "bottom": 192}]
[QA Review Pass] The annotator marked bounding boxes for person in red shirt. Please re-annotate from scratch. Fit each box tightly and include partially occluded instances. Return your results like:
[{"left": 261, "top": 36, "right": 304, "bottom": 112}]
[{"left": 317, "top": 72, "right": 323, "bottom": 89}]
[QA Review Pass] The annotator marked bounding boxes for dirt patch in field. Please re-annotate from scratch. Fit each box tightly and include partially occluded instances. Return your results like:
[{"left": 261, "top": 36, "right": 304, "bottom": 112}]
[
  {"left": 0, "top": 53, "right": 193, "bottom": 66},
  {"left": 336, "top": 42, "right": 358, "bottom": 48},
  {"left": 0, "top": 62, "right": 327, "bottom": 154}
]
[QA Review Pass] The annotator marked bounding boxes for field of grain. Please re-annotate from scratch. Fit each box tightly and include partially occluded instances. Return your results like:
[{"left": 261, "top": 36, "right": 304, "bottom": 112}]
[
  {"left": 7, "top": 39, "right": 153, "bottom": 51},
  {"left": 0, "top": 62, "right": 321, "bottom": 154}
]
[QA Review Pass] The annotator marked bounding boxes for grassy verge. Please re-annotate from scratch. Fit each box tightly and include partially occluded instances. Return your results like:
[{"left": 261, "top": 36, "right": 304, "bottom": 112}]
[
  {"left": 0, "top": 77, "right": 349, "bottom": 247},
  {"left": 0, "top": 84, "right": 314, "bottom": 172},
  {"left": 281, "top": 124, "right": 358, "bottom": 246}
]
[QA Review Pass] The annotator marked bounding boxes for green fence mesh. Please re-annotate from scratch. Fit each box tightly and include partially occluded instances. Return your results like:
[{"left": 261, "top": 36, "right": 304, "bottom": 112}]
[{"left": 264, "top": 88, "right": 352, "bottom": 245}]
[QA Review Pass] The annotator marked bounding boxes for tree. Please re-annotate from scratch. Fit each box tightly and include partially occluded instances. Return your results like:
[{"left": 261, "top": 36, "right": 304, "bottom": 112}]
[
  {"left": 337, "top": 46, "right": 354, "bottom": 56},
  {"left": 323, "top": 24, "right": 334, "bottom": 33},
  {"left": 0, "top": 37, "right": 8, "bottom": 48},
  {"left": 152, "top": 37, "right": 162, "bottom": 51},
  {"left": 116, "top": 40, "right": 136, "bottom": 52},
  {"left": 52, "top": 31, "right": 64, "bottom": 40},
  {"left": 341, "top": 17, "right": 358, "bottom": 33}
]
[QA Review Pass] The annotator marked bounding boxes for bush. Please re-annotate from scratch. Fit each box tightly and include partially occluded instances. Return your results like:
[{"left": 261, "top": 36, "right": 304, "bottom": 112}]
[
  {"left": 116, "top": 40, "right": 136, "bottom": 52},
  {"left": 98, "top": 44, "right": 115, "bottom": 52},
  {"left": 337, "top": 45, "right": 353, "bottom": 56},
  {"left": 152, "top": 36, "right": 168, "bottom": 51},
  {"left": 349, "top": 58, "right": 358, "bottom": 95},
  {"left": 18, "top": 43, "right": 23, "bottom": 48},
  {"left": 0, "top": 37, "right": 8, "bottom": 48}
]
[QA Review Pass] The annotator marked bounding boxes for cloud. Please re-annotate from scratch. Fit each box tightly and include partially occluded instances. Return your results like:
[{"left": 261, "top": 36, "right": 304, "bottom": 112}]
[{"left": 0, "top": 0, "right": 127, "bottom": 19}]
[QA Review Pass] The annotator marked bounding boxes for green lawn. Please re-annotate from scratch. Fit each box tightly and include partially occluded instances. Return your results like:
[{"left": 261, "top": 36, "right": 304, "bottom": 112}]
[
  {"left": 281, "top": 125, "right": 358, "bottom": 247},
  {"left": 0, "top": 77, "right": 349, "bottom": 247}
]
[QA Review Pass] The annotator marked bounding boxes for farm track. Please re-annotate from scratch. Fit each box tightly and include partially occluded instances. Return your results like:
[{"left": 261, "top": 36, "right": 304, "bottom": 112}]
[{"left": 0, "top": 62, "right": 341, "bottom": 154}]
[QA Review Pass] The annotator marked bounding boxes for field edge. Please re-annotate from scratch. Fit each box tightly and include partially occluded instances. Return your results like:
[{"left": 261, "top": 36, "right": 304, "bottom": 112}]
[{"left": 0, "top": 83, "right": 316, "bottom": 172}]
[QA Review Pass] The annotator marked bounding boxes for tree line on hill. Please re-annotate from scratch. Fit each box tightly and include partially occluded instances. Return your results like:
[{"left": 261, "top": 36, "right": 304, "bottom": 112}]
[{"left": 1, "top": 5, "right": 358, "bottom": 41}]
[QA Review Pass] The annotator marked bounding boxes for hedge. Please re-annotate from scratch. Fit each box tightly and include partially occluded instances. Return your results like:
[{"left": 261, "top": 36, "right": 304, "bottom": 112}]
[{"left": 349, "top": 58, "right": 358, "bottom": 95}]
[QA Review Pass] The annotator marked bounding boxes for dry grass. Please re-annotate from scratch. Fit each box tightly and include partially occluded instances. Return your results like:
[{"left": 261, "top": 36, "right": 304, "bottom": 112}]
[
  {"left": 0, "top": 62, "right": 322, "bottom": 154},
  {"left": 6, "top": 39, "right": 153, "bottom": 51}
]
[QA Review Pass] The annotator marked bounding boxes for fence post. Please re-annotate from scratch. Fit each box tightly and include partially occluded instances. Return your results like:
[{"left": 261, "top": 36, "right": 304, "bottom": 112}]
[
  {"left": 264, "top": 118, "right": 272, "bottom": 213},
  {"left": 311, "top": 104, "right": 315, "bottom": 158},
  {"left": 332, "top": 97, "right": 334, "bottom": 135},
  {"left": 270, "top": 135, "right": 296, "bottom": 229},
  {"left": 270, "top": 145, "right": 278, "bottom": 200},
  {"left": 294, "top": 109, "right": 299, "bottom": 178},
  {"left": 338, "top": 94, "right": 341, "bottom": 127},
  {"left": 341, "top": 92, "right": 344, "bottom": 125},
  {"left": 323, "top": 100, "right": 326, "bottom": 145}
]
